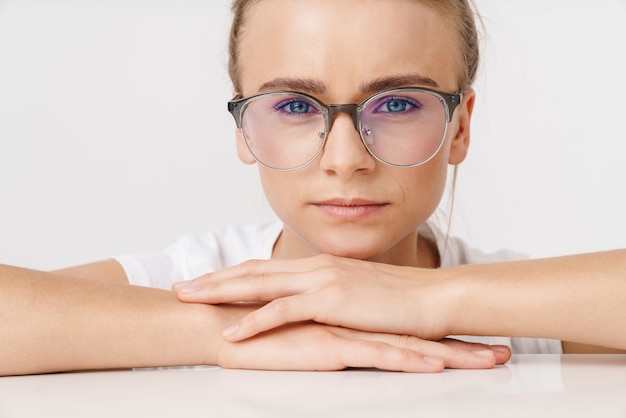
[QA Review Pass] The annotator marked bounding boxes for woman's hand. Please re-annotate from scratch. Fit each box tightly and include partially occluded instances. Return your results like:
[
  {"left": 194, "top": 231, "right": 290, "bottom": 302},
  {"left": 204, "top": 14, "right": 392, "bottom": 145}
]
[
  {"left": 175, "top": 257, "right": 511, "bottom": 370},
  {"left": 214, "top": 304, "right": 510, "bottom": 372},
  {"left": 174, "top": 254, "right": 457, "bottom": 343}
]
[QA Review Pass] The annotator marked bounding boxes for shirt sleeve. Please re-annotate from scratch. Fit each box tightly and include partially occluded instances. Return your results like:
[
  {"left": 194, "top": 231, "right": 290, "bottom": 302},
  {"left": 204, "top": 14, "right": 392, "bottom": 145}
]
[
  {"left": 114, "top": 251, "right": 181, "bottom": 290},
  {"left": 112, "top": 222, "right": 282, "bottom": 290},
  {"left": 114, "top": 233, "right": 224, "bottom": 290}
]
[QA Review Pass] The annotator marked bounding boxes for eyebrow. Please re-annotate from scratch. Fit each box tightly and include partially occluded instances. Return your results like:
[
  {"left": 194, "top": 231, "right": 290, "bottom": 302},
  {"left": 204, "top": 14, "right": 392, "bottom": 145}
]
[
  {"left": 360, "top": 74, "right": 440, "bottom": 93},
  {"left": 258, "top": 78, "right": 327, "bottom": 95},
  {"left": 256, "top": 73, "right": 440, "bottom": 97}
]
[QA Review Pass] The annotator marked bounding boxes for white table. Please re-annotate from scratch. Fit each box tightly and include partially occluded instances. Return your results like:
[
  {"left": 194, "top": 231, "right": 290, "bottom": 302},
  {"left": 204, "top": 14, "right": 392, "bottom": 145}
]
[{"left": 1, "top": 355, "right": 625, "bottom": 417}]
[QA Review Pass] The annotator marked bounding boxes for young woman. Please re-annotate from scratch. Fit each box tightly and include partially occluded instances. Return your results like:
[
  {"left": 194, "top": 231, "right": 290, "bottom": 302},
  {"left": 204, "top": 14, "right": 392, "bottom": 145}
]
[{"left": 1, "top": 0, "right": 624, "bottom": 377}]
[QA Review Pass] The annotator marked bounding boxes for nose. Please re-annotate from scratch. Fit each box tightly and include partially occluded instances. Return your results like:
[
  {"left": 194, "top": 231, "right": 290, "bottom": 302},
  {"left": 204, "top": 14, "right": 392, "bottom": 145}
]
[{"left": 318, "top": 112, "right": 376, "bottom": 178}]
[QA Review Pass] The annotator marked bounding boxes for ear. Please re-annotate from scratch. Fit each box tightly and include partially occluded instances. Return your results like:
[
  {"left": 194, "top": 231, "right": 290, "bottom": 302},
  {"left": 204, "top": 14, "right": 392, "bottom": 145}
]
[
  {"left": 235, "top": 128, "right": 257, "bottom": 165},
  {"left": 448, "top": 88, "right": 475, "bottom": 165}
]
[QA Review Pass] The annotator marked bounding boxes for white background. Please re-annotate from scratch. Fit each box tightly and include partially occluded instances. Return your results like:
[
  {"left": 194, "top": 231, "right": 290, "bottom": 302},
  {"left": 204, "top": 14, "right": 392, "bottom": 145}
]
[{"left": 1, "top": 0, "right": 625, "bottom": 270}]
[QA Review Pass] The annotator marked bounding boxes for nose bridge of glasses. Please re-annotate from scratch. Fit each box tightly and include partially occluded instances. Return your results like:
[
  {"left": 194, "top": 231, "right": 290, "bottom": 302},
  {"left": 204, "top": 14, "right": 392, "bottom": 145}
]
[{"left": 326, "top": 104, "right": 360, "bottom": 132}]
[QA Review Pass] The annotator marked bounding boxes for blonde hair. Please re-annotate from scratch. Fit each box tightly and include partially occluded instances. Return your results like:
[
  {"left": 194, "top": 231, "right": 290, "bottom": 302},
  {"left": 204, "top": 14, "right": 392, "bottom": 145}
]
[{"left": 227, "top": 0, "right": 481, "bottom": 94}]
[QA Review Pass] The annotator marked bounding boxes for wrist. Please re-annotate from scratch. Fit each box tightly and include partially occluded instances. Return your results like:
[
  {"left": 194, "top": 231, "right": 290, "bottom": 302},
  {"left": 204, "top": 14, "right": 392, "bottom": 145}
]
[
  {"left": 437, "top": 264, "right": 485, "bottom": 337},
  {"left": 179, "top": 302, "right": 225, "bottom": 367},
  {"left": 440, "top": 262, "right": 519, "bottom": 339},
  {"left": 192, "top": 303, "right": 259, "bottom": 367},
  {"left": 405, "top": 267, "right": 465, "bottom": 339}
]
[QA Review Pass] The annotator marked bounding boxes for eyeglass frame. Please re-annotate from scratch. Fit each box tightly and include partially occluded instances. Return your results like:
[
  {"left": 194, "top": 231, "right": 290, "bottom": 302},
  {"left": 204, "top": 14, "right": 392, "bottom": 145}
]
[{"left": 227, "top": 86, "right": 463, "bottom": 171}]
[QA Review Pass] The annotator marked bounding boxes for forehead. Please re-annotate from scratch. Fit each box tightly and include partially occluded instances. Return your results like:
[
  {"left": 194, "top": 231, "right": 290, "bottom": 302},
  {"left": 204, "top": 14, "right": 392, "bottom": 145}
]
[{"left": 237, "top": 0, "right": 461, "bottom": 99}]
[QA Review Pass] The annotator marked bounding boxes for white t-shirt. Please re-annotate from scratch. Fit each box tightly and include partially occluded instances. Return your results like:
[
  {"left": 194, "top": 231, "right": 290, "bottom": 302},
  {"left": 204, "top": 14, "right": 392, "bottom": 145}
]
[{"left": 115, "top": 221, "right": 562, "bottom": 354}]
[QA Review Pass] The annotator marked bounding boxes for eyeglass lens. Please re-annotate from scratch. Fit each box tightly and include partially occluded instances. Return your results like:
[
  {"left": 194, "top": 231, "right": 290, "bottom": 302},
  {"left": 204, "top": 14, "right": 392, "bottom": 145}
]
[{"left": 240, "top": 90, "right": 448, "bottom": 170}]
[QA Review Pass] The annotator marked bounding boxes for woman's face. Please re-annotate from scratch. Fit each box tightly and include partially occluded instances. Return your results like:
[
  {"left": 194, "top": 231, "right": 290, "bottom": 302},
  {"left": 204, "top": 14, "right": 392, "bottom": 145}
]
[{"left": 235, "top": 0, "right": 474, "bottom": 266}]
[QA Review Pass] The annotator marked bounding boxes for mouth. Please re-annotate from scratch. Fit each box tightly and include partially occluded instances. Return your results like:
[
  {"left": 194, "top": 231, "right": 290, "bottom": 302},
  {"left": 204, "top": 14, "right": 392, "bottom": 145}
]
[{"left": 311, "top": 198, "right": 388, "bottom": 220}]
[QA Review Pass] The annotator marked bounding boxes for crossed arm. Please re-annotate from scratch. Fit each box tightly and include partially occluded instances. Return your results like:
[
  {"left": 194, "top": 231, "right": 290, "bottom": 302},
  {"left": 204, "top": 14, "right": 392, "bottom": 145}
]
[
  {"left": 173, "top": 250, "right": 626, "bottom": 353},
  {"left": 0, "top": 261, "right": 508, "bottom": 376},
  {"left": 2, "top": 249, "right": 624, "bottom": 376}
]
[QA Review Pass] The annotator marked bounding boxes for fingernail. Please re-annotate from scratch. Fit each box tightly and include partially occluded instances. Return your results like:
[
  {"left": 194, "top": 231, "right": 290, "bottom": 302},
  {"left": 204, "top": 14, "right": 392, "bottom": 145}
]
[
  {"left": 490, "top": 345, "right": 510, "bottom": 353},
  {"left": 223, "top": 324, "right": 239, "bottom": 338}
]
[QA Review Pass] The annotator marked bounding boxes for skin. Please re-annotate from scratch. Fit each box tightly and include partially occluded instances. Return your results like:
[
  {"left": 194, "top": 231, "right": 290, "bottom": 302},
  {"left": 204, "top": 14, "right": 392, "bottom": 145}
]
[
  {"left": 0, "top": 262, "right": 508, "bottom": 375},
  {"left": 234, "top": 0, "right": 470, "bottom": 267},
  {"left": 175, "top": 0, "right": 626, "bottom": 354},
  {"left": 176, "top": 252, "right": 626, "bottom": 352}
]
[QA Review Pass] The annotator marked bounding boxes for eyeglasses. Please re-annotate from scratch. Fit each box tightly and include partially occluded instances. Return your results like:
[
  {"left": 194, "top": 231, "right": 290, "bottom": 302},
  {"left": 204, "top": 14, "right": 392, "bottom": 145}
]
[{"left": 227, "top": 87, "right": 462, "bottom": 171}]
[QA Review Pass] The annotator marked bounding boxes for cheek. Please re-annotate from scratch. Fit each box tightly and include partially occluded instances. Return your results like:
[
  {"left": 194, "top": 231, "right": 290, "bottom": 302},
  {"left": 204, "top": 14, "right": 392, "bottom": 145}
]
[
  {"left": 397, "top": 155, "right": 449, "bottom": 215},
  {"left": 256, "top": 169, "right": 301, "bottom": 215}
]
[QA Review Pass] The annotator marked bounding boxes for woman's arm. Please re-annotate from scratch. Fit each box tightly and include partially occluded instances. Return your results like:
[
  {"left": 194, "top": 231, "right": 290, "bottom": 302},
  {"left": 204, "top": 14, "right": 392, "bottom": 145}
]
[
  {"left": 0, "top": 262, "right": 508, "bottom": 376},
  {"left": 0, "top": 263, "right": 222, "bottom": 375},
  {"left": 445, "top": 250, "right": 626, "bottom": 352},
  {"left": 175, "top": 250, "right": 626, "bottom": 352}
]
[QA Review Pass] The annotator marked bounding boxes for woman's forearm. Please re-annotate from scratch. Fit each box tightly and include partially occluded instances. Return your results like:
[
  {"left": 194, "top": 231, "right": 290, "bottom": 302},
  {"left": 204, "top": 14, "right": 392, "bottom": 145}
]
[
  {"left": 0, "top": 264, "right": 225, "bottom": 376},
  {"left": 1, "top": 264, "right": 513, "bottom": 374},
  {"left": 172, "top": 251, "right": 625, "bottom": 352},
  {"left": 445, "top": 250, "right": 626, "bottom": 349}
]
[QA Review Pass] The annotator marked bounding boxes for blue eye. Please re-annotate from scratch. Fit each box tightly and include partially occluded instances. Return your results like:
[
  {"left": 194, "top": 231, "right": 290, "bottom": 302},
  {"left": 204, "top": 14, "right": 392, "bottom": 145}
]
[
  {"left": 385, "top": 99, "right": 408, "bottom": 112},
  {"left": 274, "top": 99, "right": 319, "bottom": 115},
  {"left": 372, "top": 96, "right": 421, "bottom": 114}
]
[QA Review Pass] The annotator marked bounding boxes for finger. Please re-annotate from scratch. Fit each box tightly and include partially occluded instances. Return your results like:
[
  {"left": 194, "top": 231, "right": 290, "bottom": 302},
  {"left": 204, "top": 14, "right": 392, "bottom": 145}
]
[
  {"left": 172, "top": 259, "right": 280, "bottom": 291},
  {"left": 180, "top": 256, "right": 328, "bottom": 289},
  {"left": 334, "top": 337, "right": 445, "bottom": 373},
  {"left": 218, "top": 324, "right": 444, "bottom": 373},
  {"left": 332, "top": 328, "right": 499, "bottom": 370},
  {"left": 176, "top": 271, "right": 313, "bottom": 304},
  {"left": 439, "top": 338, "right": 512, "bottom": 365},
  {"left": 223, "top": 294, "right": 325, "bottom": 341},
  {"left": 173, "top": 254, "right": 352, "bottom": 294},
  {"left": 172, "top": 256, "right": 330, "bottom": 298}
]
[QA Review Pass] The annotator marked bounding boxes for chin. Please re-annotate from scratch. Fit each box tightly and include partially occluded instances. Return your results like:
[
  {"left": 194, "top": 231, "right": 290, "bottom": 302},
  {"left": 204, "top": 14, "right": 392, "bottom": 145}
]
[
  {"left": 323, "top": 249, "right": 378, "bottom": 261},
  {"left": 312, "top": 238, "right": 389, "bottom": 261},
  {"left": 282, "top": 221, "right": 412, "bottom": 262}
]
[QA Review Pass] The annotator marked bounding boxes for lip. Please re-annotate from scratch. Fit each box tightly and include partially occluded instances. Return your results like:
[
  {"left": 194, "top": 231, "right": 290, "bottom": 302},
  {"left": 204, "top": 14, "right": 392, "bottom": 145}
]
[{"left": 311, "top": 198, "right": 388, "bottom": 220}]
